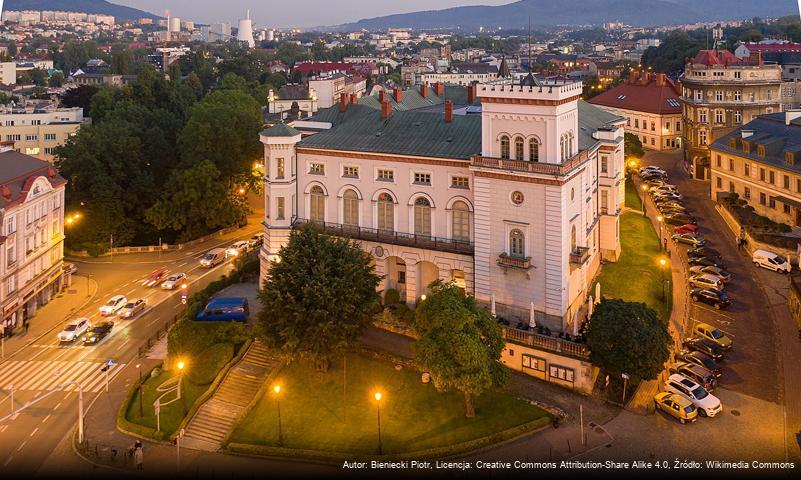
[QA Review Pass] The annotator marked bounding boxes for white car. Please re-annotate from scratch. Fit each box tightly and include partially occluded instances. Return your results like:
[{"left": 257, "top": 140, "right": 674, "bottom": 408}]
[
  {"left": 119, "top": 298, "right": 146, "bottom": 319},
  {"left": 688, "top": 274, "right": 725, "bottom": 291},
  {"left": 649, "top": 184, "right": 678, "bottom": 193},
  {"left": 640, "top": 166, "right": 666, "bottom": 175},
  {"left": 99, "top": 295, "right": 127, "bottom": 316},
  {"left": 58, "top": 318, "right": 90, "bottom": 342},
  {"left": 161, "top": 273, "right": 186, "bottom": 290},
  {"left": 664, "top": 374, "right": 722, "bottom": 417},
  {"left": 226, "top": 241, "right": 250, "bottom": 258},
  {"left": 689, "top": 265, "right": 732, "bottom": 283}
]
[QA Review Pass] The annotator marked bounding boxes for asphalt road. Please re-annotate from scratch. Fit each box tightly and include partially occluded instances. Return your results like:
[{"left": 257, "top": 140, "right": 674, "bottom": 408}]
[{"left": 0, "top": 223, "right": 261, "bottom": 475}]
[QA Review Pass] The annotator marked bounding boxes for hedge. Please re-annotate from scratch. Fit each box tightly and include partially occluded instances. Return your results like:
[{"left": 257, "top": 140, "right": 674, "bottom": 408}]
[{"left": 186, "top": 342, "right": 235, "bottom": 385}]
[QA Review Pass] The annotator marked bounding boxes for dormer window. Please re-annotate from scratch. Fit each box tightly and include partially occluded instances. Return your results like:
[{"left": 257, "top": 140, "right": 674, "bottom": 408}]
[
  {"left": 786, "top": 151, "right": 796, "bottom": 166},
  {"left": 757, "top": 145, "right": 766, "bottom": 157},
  {"left": 742, "top": 141, "right": 750, "bottom": 154},
  {"left": 728, "top": 137, "right": 737, "bottom": 149}
]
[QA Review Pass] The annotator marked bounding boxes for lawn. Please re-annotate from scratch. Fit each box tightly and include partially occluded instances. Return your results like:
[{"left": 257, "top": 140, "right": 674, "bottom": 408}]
[
  {"left": 593, "top": 211, "right": 672, "bottom": 321},
  {"left": 229, "top": 353, "right": 550, "bottom": 455},
  {"left": 124, "top": 369, "right": 208, "bottom": 438},
  {"left": 625, "top": 176, "right": 644, "bottom": 210}
]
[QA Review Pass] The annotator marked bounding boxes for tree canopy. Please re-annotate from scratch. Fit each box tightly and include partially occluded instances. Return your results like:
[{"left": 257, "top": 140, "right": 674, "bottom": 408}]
[
  {"left": 413, "top": 281, "right": 507, "bottom": 418},
  {"left": 586, "top": 299, "right": 672, "bottom": 381},
  {"left": 625, "top": 133, "right": 645, "bottom": 159}
]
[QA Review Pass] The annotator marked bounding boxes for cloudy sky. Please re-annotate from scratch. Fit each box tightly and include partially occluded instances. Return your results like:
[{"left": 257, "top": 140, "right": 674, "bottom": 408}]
[{"left": 115, "top": 0, "right": 511, "bottom": 28}]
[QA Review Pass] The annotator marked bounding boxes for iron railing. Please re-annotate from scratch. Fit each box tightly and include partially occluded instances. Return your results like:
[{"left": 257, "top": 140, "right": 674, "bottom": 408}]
[
  {"left": 502, "top": 327, "right": 590, "bottom": 359},
  {"left": 470, "top": 150, "right": 590, "bottom": 177}
]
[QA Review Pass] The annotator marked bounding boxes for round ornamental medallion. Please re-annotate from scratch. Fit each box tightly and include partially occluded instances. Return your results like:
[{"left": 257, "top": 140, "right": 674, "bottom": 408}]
[
  {"left": 511, "top": 191, "right": 524, "bottom": 205},
  {"left": 374, "top": 246, "right": 385, "bottom": 258}
]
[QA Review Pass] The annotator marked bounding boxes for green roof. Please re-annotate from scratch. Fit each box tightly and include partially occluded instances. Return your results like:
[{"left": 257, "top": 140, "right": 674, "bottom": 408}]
[
  {"left": 261, "top": 122, "right": 300, "bottom": 137},
  {"left": 577, "top": 100, "right": 624, "bottom": 150},
  {"left": 358, "top": 86, "right": 479, "bottom": 112}
]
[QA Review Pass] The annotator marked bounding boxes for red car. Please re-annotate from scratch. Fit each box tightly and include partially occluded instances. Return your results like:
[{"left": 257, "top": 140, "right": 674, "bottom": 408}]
[
  {"left": 674, "top": 224, "right": 698, "bottom": 235},
  {"left": 143, "top": 268, "right": 168, "bottom": 287}
]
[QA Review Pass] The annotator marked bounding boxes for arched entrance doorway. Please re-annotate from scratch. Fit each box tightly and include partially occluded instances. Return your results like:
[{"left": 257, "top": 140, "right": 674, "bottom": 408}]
[
  {"left": 385, "top": 256, "right": 407, "bottom": 303},
  {"left": 417, "top": 261, "right": 439, "bottom": 301}
]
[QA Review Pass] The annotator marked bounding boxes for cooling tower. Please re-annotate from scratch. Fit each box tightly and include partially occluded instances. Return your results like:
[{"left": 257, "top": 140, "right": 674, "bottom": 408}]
[{"left": 237, "top": 10, "right": 255, "bottom": 48}]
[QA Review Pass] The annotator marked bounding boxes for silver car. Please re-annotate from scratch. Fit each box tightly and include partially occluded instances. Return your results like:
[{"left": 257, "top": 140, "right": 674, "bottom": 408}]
[{"left": 118, "top": 299, "right": 146, "bottom": 319}]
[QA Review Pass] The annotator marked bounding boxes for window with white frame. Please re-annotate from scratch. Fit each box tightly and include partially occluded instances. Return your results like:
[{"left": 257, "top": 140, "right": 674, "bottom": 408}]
[
  {"left": 342, "top": 189, "right": 359, "bottom": 226},
  {"left": 509, "top": 229, "right": 525, "bottom": 258},
  {"left": 342, "top": 166, "right": 358, "bottom": 178},
  {"left": 413, "top": 197, "right": 432, "bottom": 236},
  {"left": 377, "top": 169, "right": 394, "bottom": 182},
  {"left": 44, "top": 133, "right": 56, "bottom": 141},
  {"left": 529, "top": 138, "right": 539, "bottom": 162},
  {"left": 715, "top": 110, "right": 724, "bottom": 124},
  {"left": 734, "top": 90, "right": 741, "bottom": 101},
  {"left": 6, "top": 217, "right": 15, "bottom": 235},
  {"left": 451, "top": 201, "right": 470, "bottom": 241},
  {"left": 500, "top": 135, "right": 510, "bottom": 159},
  {"left": 698, "top": 109, "right": 707, "bottom": 123},
  {"left": 549, "top": 365, "right": 575, "bottom": 383},
  {"left": 7, "top": 245, "right": 15, "bottom": 266},
  {"left": 522, "top": 354, "right": 546, "bottom": 372},
  {"left": 514, "top": 136, "right": 524, "bottom": 161},
  {"left": 276, "top": 158, "right": 285, "bottom": 178},
  {"left": 451, "top": 176, "right": 469, "bottom": 189},
  {"left": 310, "top": 186, "right": 325, "bottom": 222},
  {"left": 377, "top": 193, "right": 394, "bottom": 231},
  {"left": 276, "top": 196, "right": 285, "bottom": 220},
  {"left": 413, "top": 172, "right": 431, "bottom": 185},
  {"left": 308, "top": 162, "right": 323, "bottom": 175},
  {"left": 7, "top": 276, "right": 16, "bottom": 294}
]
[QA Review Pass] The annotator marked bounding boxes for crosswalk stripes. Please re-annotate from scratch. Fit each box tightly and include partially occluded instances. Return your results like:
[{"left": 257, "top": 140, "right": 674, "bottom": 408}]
[{"left": 0, "top": 360, "right": 127, "bottom": 393}]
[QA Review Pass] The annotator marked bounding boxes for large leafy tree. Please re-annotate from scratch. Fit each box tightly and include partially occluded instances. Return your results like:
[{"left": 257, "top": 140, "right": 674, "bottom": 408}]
[
  {"left": 586, "top": 299, "right": 673, "bottom": 382},
  {"left": 257, "top": 224, "right": 381, "bottom": 371},
  {"left": 413, "top": 281, "right": 507, "bottom": 418},
  {"left": 625, "top": 133, "right": 645, "bottom": 159}
]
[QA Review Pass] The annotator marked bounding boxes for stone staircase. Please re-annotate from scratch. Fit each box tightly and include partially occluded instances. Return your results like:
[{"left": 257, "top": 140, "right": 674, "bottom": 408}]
[{"left": 181, "top": 339, "right": 277, "bottom": 451}]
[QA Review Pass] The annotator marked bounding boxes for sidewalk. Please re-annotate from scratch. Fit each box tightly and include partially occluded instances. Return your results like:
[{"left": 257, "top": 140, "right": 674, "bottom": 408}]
[{"left": 1, "top": 274, "right": 97, "bottom": 361}]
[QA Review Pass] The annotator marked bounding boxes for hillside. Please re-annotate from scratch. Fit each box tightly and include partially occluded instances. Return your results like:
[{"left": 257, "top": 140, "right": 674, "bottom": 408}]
[
  {"left": 5, "top": 0, "right": 160, "bottom": 21},
  {"left": 332, "top": 0, "right": 798, "bottom": 31}
]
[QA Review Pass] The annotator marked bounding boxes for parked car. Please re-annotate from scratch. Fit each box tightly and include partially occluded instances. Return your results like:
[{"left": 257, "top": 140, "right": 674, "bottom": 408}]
[
  {"left": 226, "top": 241, "right": 250, "bottom": 258},
  {"left": 676, "top": 350, "right": 723, "bottom": 378},
  {"left": 664, "top": 374, "right": 722, "bottom": 417},
  {"left": 689, "top": 265, "right": 731, "bottom": 283},
  {"left": 650, "top": 185, "right": 678, "bottom": 194},
  {"left": 143, "top": 268, "right": 168, "bottom": 287},
  {"left": 688, "top": 246, "right": 722, "bottom": 259},
  {"left": 664, "top": 213, "right": 697, "bottom": 226},
  {"left": 646, "top": 178, "right": 668, "bottom": 187},
  {"left": 688, "top": 274, "right": 725, "bottom": 291},
  {"left": 83, "top": 322, "right": 114, "bottom": 345},
  {"left": 63, "top": 263, "right": 78, "bottom": 275},
  {"left": 119, "top": 299, "right": 146, "bottom": 319},
  {"left": 640, "top": 166, "right": 666, "bottom": 175},
  {"left": 669, "top": 362, "right": 717, "bottom": 391},
  {"left": 642, "top": 172, "right": 668, "bottom": 181},
  {"left": 690, "top": 287, "right": 731, "bottom": 310},
  {"left": 672, "top": 233, "right": 706, "bottom": 247},
  {"left": 249, "top": 234, "right": 264, "bottom": 249},
  {"left": 674, "top": 224, "right": 698, "bottom": 235},
  {"left": 693, "top": 322, "right": 733, "bottom": 349},
  {"left": 659, "top": 205, "right": 689, "bottom": 216},
  {"left": 752, "top": 249, "right": 791, "bottom": 274},
  {"left": 99, "top": 295, "right": 127, "bottom": 316},
  {"left": 58, "top": 318, "right": 90, "bottom": 342},
  {"left": 161, "top": 273, "right": 187, "bottom": 290},
  {"left": 653, "top": 392, "right": 698, "bottom": 424},
  {"left": 688, "top": 256, "right": 727, "bottom": 269},
  {"left": 653, "top": 191, "right": 683, "bottom": 202},
  {"left": 683, "top": 337, "right": 726, "bottom": 361}
]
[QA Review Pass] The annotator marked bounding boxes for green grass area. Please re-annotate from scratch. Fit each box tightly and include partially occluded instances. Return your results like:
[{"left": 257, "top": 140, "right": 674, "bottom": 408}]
[
  {"left": 593, "top": 211, "right": 672, "bottom": 321},
  {"left": 625, "top": 176, "right": 644, "bottom": 210},
  {"left": 124, "top": 369, "right": 208, "bottom": 437},
  {"left": 229, "top": 353, "right": 549, "bottom": 455}
]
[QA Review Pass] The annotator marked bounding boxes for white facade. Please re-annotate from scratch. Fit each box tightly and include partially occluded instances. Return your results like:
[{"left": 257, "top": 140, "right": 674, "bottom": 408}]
[
  {"left": 0, "top": 107, "right": 87, "bottom": 162},
  {"left": 0, "top": 62, "right": 16, "bottom": 85},
  {"left": 259, "top": 80, "right": 624, "bottom": 332}
]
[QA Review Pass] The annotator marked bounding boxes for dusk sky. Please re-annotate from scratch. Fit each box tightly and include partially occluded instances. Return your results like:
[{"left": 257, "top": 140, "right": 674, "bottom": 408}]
[{"left": 115, "top": 0, "right": 511, "bottom": 28}]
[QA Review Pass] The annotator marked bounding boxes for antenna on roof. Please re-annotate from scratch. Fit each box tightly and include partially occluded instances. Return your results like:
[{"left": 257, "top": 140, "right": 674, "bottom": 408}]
[{"left": 528, "top": 16, "right": 532, "bottom": 73}]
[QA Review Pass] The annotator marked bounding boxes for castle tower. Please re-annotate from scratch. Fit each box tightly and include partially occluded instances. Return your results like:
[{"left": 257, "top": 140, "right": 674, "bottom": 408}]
[
  {"left": 237, "top": 10, "right": 256, "bottom": 48},
  {"left": 259, "top": 122, "right": 301, "bottom": 283}
]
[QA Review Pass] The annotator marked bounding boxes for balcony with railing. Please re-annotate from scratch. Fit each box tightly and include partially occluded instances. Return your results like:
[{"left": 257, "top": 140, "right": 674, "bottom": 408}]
[
  {"left": 470, "top": 150, "right": 589, "bottom": 177},
  {"left": 497, "top": 253, "right": 532, "bottom": 270},
  {"left": 502, "top": 327, "right": 589, "bottom": 359},
  {"left": 569, "top": 246, "right": 590, "bottom": 266},
  {"left": 292, "top": 218, "right": 474, "bottom": 256}
]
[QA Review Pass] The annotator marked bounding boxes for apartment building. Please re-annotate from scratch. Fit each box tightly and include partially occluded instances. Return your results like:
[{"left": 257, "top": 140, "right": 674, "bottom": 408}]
[
  {"left": 588, "top": 72, "right": 683, "bottom": 151},
  {"left": 0, "top": 106, "right": 88, "bottom": 162},
  {"left": 0, "top": 148, "right": 68, "bottom": 329},
  {"left": 710, "top": 111, "right": 801, "bottom": 228},
  {"left": 681, "top": 49, "right": 783, "bottom": 180}
]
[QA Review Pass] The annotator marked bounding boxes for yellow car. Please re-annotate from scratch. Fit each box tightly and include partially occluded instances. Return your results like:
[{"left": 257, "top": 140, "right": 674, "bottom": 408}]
[
  {"left": 693, "top": 322, "right": 733, "bottom": 350},
  {"left": 654, "top": 392, "right": 698, "bottom": 424}
]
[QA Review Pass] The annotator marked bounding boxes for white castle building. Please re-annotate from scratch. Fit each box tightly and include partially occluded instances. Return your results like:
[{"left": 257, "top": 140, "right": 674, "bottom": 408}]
[{"left": 258, "top": 77, "right": 625, "bottom": 334}]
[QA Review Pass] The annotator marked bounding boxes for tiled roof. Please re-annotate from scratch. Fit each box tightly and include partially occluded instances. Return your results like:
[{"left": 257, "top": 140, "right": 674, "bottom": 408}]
[
  {"left": 357, "top": 85, "right": 480, "bottom": 113},
  {"left": 710, "top": 113, "right": 801, "bottom": 174},
  {"left": 690, "top": 50, "right": 745, "bottom": 66},
  {"left": 577, "top": 101, "right": 624, "bottom": 150},
  {"left": 740, "top": 42, "right": 801, "bottom": 53},
  {"left": 276, "top": 84, "right": 309, "bottom": 100},
  {"left": 0, "top": 151, "right": 67, "bottom": 209},
  {"left": 261, "top": 122, "right": 300, "bottom": 137},
  {"left": 587, "top": 75, "right": 682, "bottom": 115}
]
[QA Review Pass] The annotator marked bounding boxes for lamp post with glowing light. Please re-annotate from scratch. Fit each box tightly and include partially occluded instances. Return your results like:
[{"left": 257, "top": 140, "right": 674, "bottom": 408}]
[
  {"left": 657, "top": 215, "right": 664, "bottom": 248},
  {"left": 658, "top": 257, "right": 670, "bottom": 302},
  {"left": 176, "top": 359, "right": 186, "bottom": 414},
  {"left": 273, "top": 384, "right": 283, "bottom": 446},
  {"left": 374, "top": 391, "right": 383, "bottom": 455},
  {"left": 641, "top": 184, "right": 648, "bottom": 215}
]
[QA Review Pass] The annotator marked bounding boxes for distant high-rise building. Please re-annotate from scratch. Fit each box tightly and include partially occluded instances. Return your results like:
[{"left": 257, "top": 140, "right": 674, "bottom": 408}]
[
  {"left": 237, "top": 10, "right": 255, "bottom": 48},
  {"left": 168, "top": 17, "right": 181, "bottom": 33}
]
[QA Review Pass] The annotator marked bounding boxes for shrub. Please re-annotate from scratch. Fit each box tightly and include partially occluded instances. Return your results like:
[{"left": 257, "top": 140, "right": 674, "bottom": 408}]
[
  {"left": 395, "top": 303, "right": 415, "bottom": 324},
  {"left": 186, "top": 342, "right": 234, "bottom": 385},
  {"left": 384, "top": 288, "right": 401, "bottom": 306}
]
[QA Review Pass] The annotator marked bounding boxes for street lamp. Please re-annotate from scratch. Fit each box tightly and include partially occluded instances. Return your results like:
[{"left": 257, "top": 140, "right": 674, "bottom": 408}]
[
  {"left": 640, "top": 184, "right": 648, "bottom": 215},
  {"left": 374, "top": 391, "right": 383, "bottom": 455},
  {"left": 658, "top": 257, "right": 669, "bottom": 302},
  {"left": 657, "top": 215, "right": 664, "bottom": 247},
  {"left": 176, "top": 359, "right": 186, "bottom": 414},
  {"left": 136, "top": 363, "right": 143, "bottom": 417},
  {"left": 273, "top": 384, "right": 283, "bottom": 446}
]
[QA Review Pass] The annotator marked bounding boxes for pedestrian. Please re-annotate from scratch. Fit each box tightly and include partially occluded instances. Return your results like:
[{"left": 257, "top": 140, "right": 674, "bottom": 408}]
[
  {"left": 22, "top": 318, "right": 28, "bottom": 334},
  {"left": 134, "top": 445, "right": 143, "bottom": 470}
]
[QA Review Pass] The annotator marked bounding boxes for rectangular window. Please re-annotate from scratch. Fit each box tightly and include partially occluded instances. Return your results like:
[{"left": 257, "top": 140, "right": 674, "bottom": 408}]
[
  {"left": 601, "top": 190, "right": 609, "bottom": 213},
  {"left": 6, "top": 134, "right": 20, "bottom": 141},
  {"left": 715, "top": 91, "right": 723, "bottom": 101},
  {"left": 451, "top": 176, "right": 469, "bottom": 189},
  {"left": 729, "top": 182, "right": 735, "bottom": 193},
  {"left": 735, "top": 71, "right": 741, "bottom": 79},
  {"left": 760, "top": 168, "right": 766, "bottom": 181},
  {"left": 309, "top": 163, "right": 325, "bottom": 175},
  {"left": 44, "top": 133, "right": 56, "bottom": 141},
  {"left": 760, "top": 192, "right": 767, "bottom": 205},
  {"left": 651, "top": 121, "right": 655, "bottom": 131},
  {"left": 7, "top": 276, "right": 16, "bottom": 294},
  {"left": 26, "top": 134, "right": 38, "bottom": 141},
  {"left": 601, "top": 156, "right": 609, "bottom": 173},
  {"left": 377, "top": 169, "right": 394, "bottom": 182},
  {"left": 522, "top": 355, "right": 546, "bottom": 372},
  {"left": 784, "top": 175, "right": 791, "bottom": 189},
  {"left": 716, "top": 177, "right": 722, "bottom": 189},
  {"left": 698, "top": 110, "right": 707, "bottom": 123},
  {"left": 784, "top": 204, "right": 791, "bottom": 214},
  {"left": 6, "top": 245, "right": 15, "bottom": 266},
  {"left": 398, "top": 271, "right": 406, "bottom": 284},
  {"left": 699, "top": 131, "right": 707, "bottom": 146},
  {"left": 769, "top": 171, "right": 775, "bottom": 184},
  {"left": 715, "top": 110, "right": 724, "bottom": 124},
  {"left": 734, "top": 111, "right": 742, "bottom": 124},
  {"left": 744, "top": 163, "right": 750, "bottom": 177},
  {"left": 728, "top": 158, "right": 734, "bottom": 171},
  {"left": 342, "top": 166, "right": 358, "bottom": 178},
  {"left": 744, "top": 186, "right": 751, "bottom": 199},
  {"left": 25, "top": 147, "right": 40, "bottom": 155},
  {"left": 276, "top": 197, "right": 285, "bottom": 220},
  {"left": 6, "top": 217, "right": 15, "bottom": 235},
  {"left": 770, "top": 197, "right": 776, "bottom": 209},
  {"left": 734, "top": 90, "right": 742, "bottom": 101},
  {"left": 549, "top": 365, "right": 575, "bottom": 383},
  {"left": 276, "top": 158, "right": 285, "bottom": 178},
  {"left": 797, "top": 179, "right": 801, "bottom": 193},
  {"left": 413, "top": 172, "right": 431, "bottom": 185},
  {"left": 634, "top": 118, "right": 639, "bottom": 128}
]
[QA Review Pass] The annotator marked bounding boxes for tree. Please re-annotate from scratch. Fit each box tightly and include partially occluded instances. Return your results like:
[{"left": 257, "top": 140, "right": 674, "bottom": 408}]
[
  {"left": 586, "top": 299, "right": 672, "bottom": 382},
  {"left": 257, "top": 223, "right": 381, "bottom": 371},
  {"left": 641, "top": 30, "right": 701, "bottom": 74},
  {"left": 62, "top": 85, "right": 100, "bottom": 116},
  {"left": 413, "top": 281, "right": 507, "bottom": 418},
  {"left": 625, "top": 132, "right": 644, "bottom": 159},
  {"left": 49, "top": 71, "right": 65, "bottom": 88}
]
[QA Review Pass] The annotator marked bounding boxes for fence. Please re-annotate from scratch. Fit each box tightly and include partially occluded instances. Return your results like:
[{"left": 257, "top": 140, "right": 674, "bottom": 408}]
[
  {"left": 502, "top": 327, "right": 590, "bottom": 358},
  {"left": 137, "top": 315, "right": 180, "bottom": 359},
  {"left": 76, "top": 438, "right": 139, "bottom": 469}
]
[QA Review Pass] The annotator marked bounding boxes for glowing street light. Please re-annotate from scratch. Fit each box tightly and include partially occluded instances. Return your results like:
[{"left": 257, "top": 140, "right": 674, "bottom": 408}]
[
  {"left": 176, "top": 359, "right": 187, "bottom": 413},
  {"left": 657, "top": 257, "right": 670, "bottom": 302},
  {"left": 273, "top": 384, "right": 283, "bottom": 445},
  {"left": 374, "top": 391, "right": 383, "bottom": 455}
]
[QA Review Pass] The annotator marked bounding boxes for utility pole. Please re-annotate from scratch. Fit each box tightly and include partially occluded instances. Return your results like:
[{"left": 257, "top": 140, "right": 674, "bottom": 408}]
[{"left": 580, "top": 404, "right": 586, "bottom": 446}]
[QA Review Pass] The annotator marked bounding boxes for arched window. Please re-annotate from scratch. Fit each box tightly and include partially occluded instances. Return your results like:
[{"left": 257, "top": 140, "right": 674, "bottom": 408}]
[
  {"left": 529, "top": 138, "right": 539, "bottom": 162},
  {"left": 514, "top": 136, "right": 524, "bottom": 161},
  {"left": 560, "top": 135, "right": 566, "bottom": 161},
  {"left": 500, "top": 135, "right": 510, "bottom": 159},
  {"left": 343, "top": 189, "right": 359, "bottom": 226},
  {"left": 509, "top": 229, "right": 525, "bottom": 258},
  {"left": 414, "top": 197, "right": 432, "bottom": 237},
  {"left": 571, "top": 225, "right": 577, "bottom": 253},
  {"left": 377, "top": 192, "right": 394, "bottom": 232},
  {"left": 452, "top": 201, "right": 470, "bottom": 242},
  {"left": 568, "top": 131, "right": 575, "bottom": 157},
  {"left": 310, "top": 185, "right": 325, "bottom": 223}
]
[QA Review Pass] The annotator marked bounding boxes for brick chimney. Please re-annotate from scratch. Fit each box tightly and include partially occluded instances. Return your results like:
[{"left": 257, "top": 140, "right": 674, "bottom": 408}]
[
  {"left": 381, "top": 100, "right": 392, "bottom": 120},
  {"left": 339, "top": 92, "right": 348, "bottom": 112},
  {"left": 434, "top": 82, "right": 445, "bottom": 96},
  {"left": 444, "top": 100, "right": 454, "bottom": 123},
  {"left": 656, "top": 73, "right": 666, "bottom": 86},
  {"left": 378, "top": 89, "right": 385, "bottom": 103},
  {"left": 628, "top": 70, "right": 637, "bottom": 84},
  {"left": 420, "top": 83, "right": 429, "bottom": 98},
  {"left": 467, "top": 84, "right": 476, "bottom": 103},
  {"left": 350, "top": 93, "right": 358, "bottom": 104},
  {"left": 393, "top": 87, "right": 403, "bottom": 102}
]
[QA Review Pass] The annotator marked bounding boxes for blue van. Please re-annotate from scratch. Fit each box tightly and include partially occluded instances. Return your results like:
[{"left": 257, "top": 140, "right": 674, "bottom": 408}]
[{"left": 195, "top": 297, "right": 250, "bottom": 322}]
